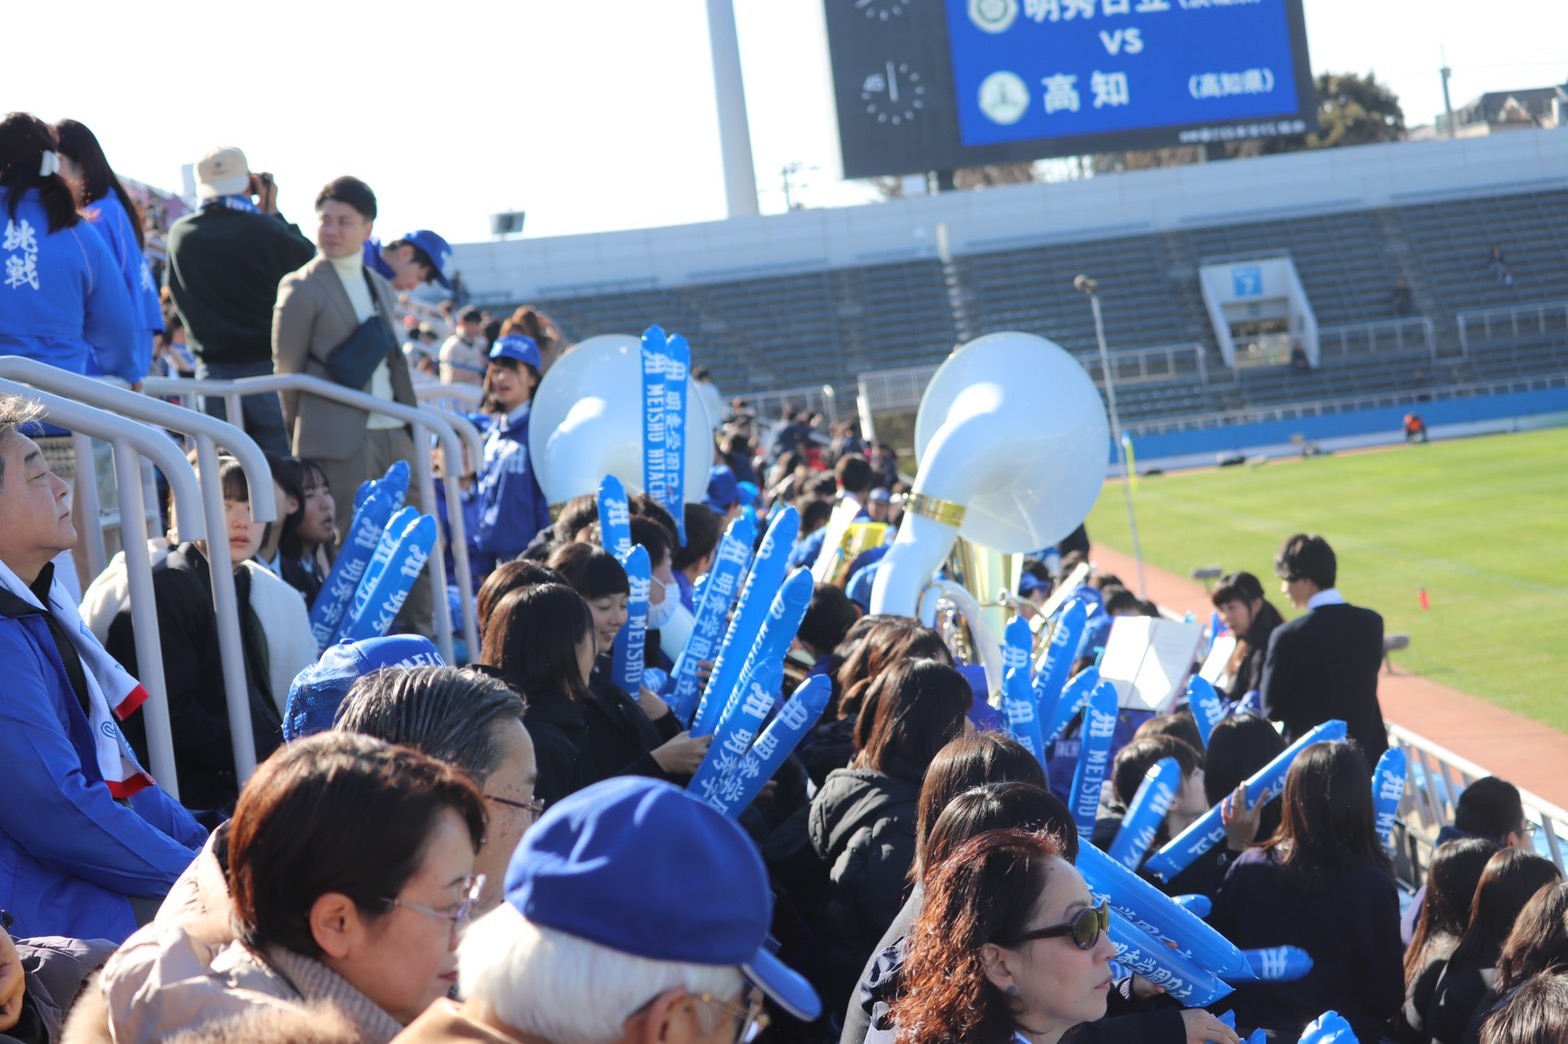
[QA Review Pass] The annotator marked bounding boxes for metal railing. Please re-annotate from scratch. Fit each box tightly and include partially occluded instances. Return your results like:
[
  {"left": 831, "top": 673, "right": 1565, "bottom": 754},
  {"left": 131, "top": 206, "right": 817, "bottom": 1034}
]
[
  {"left": 733, "top": 383, "right": 840, "bottom": 427},
  {"left": 1456, "top": 298, "right": 1568, "bottom": 354},
  {"left": 0, "top": 374, "right": 220, "bottom": 798},
  {"left": 1079, "top": 342, "right": 1209, "bottom": 386},
  {"left": 1389, "top": 723, "right": 1568, "bottom": 878},
  {"left": 142, "top": 375, "right": 481, "bottom": 664},
  {"left": 858, "top": 364, "right": 938, "bottom": 415},
  {"left": 1124, "top": 371, "right": 1568, "bottom": 437},
  {"left": 1317, "top": 317, "right": 1436, "bottom": 360},
  {"left": 414, "top": 380, "right": 483, "bottom": 414}
]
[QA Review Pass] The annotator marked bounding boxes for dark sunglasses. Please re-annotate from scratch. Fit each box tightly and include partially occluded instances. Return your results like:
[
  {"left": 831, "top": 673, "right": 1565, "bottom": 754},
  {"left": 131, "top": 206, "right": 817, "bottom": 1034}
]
[{"left": 999, "top": 900, "right": 1111, "bottom": 951}]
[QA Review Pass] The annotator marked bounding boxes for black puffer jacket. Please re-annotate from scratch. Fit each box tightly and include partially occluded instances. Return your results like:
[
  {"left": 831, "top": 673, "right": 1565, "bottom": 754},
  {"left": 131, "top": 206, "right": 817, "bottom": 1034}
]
[{"left": 807, "top": 763, "right": 921, "bottom": 1011}]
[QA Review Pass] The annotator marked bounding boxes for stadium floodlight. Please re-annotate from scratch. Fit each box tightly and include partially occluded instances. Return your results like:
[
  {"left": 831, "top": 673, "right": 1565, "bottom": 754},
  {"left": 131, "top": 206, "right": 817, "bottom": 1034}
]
[{"left": 1075, "top": 274, "right": 1146, "bottom": 598}]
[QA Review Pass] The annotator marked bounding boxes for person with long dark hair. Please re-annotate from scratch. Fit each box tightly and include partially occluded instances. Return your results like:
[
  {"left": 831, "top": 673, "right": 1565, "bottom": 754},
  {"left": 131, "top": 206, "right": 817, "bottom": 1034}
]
[
  {"left": 478, "top": 582, "right": 597, "bottom": 806},
  {"left": 1209, "top": 740, "right": 1404, "bottom": 1039},
  {"left": 809, "top": 658, "right": 973, "bottom": 1011},
  {"left": 1470, "top": 882, "right": 1568, "bottom": 1043},
  {"left": 1396, "top": 837, "right": 1501, "bottom": 1043},
  {"left": 53, "top": 119, "right": 161, "bottom": 381},
  {"left": 0, "top": 113, "right": 138, "bottom": 385},
  {"left": 1424, "top": 849, "right": 1562, "bottom": 1044}
]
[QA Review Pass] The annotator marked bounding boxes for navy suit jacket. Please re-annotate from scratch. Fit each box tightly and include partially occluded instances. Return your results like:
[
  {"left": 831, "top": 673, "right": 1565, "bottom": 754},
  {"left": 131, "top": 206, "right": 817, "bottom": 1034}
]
[{"left": 1260, "top": 602, "right": 1388, "bottom": 758}]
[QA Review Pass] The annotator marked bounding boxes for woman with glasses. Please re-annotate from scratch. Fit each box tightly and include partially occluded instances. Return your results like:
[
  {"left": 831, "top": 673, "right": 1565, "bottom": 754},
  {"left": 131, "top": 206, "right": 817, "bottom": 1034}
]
[
  {"left": 75, "top": 732, "right": 487, "bottom": 1042},
  {"left": 889, "top": 828, "right": 1116, "bottom": 1044},
  {"left": 1209, "top": 740, "right": 1405, "bottom": 1040}
]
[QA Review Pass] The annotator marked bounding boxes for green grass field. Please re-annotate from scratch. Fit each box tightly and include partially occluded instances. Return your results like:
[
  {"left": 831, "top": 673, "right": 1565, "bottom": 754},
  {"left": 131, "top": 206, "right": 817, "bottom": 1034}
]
[{"left": 1084, "top": 428, "right": 1568, "bottom": 732}]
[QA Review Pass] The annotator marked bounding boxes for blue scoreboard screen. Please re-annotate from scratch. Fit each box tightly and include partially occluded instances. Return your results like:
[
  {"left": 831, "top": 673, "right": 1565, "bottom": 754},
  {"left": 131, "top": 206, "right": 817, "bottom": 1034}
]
[{"left": 825, "top": 0, "right": 1315, "bottom": 179}]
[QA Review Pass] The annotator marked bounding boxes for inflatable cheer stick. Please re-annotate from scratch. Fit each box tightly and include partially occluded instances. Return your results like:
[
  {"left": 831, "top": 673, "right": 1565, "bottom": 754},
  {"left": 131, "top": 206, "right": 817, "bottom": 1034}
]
[
  {"left": 691, "top": 507, "right": 798, "bottom": 737},
  {"left": 1042, "top": 666, "right": 1102, "bottom": 747},
  {"left": 308, "top": 488, "right": 394, "bottom": 650},
  {"left": 1172, "top": 894, "right": 1211, "bottom": 918},
  {"left": 339, "top": 515, "right": 436, "bottom": 642},
  {"left": 1106, "top": 914, "right": 1233, "bottom": 1007},
  {"left": 337, "top": 506, "right": 419, "bottom": 644},
  {"left": 661, "top": 333, "right": 690, "bottom": 546},
  {"left": 1188, "top": 676, "right": 1226, "bottom": 749},
  {"left": 1070, "top": 681, "right": 1120, "bottom": 838},
  {"left": 1244, "top": 946, "right": 1314, "bottom": 983},
  {"left": 1077, "top": 842, "right": 1253, "bottom": 983},
  {"left": 713, "top": 569, "right": 814, "bottom": 738},
  {"left": 611, "top": 545, "right": 651, "bottom": 695},
  {"left": 1002, "top": 618, "right": 1046, "bottom": 762},
  {"left": 1033, "top": 599, "right": 1088, "bottom": 727},
  {"left": 671, "top": 517, "right": 755, "bottom": 726},
  {"left": 1298, "top": 1011, "right": 1356, "bottom": 1043},
  {"left": 597, "top": 475, "right": 633, "bottom": 559},
  {"left": 1144, "top": 720, "right": 1348, "bottom": 883},
  {"left": 1108, "top": 757, "right": 1182, "bottom": 871},
  {"left": 703, "top": 675, "right": 831, "bottom": 818},
  {"left": 688, "top": 657, "right": 783, "bottom": 804},
  {"left": 1372, "top": 747, "right": 1408, "bottom": 852}
]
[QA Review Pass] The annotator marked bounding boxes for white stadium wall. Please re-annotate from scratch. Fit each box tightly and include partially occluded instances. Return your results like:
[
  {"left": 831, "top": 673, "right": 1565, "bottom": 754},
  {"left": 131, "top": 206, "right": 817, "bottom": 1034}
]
[{"left": 452, "top": 128, "right": 1568, "bottom": 302}]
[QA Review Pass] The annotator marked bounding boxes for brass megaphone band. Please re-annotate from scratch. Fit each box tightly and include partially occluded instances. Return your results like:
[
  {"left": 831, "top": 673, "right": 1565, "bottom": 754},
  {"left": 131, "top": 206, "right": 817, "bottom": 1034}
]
[{"left": 903, "top": 492, "right": 967, "bottom": 528}]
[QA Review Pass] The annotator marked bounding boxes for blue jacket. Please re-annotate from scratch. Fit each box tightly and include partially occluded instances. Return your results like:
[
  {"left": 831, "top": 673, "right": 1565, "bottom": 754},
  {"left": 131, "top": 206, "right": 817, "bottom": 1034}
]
[
  {"left": 80, "top": 194, "right": 161, "bottom": 381},
  {"left": 0, "top": 588, "right": 204, "bottom": 943},
  {"left": 0, "top": 189, "right": 139, "bottom": 383},
  {"left": 472, "top": 403, "right": 551, "bottom": 581}
]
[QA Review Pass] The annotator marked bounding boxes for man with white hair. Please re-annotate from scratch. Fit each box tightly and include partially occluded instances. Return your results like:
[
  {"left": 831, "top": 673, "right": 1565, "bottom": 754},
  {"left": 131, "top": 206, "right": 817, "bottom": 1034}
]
[{"left": 394, "top": 776, "right": 820, "bottom": 1043}]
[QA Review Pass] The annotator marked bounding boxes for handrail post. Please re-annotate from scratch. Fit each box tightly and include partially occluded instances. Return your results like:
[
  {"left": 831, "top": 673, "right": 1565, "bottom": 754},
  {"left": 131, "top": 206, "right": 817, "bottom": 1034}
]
[
  {"left": 193, "top": 434, "right": 259, "bottom": 781},
  {"left": 113, "top": 437, "right": 180, "bottom": 798},
  {"left": 409, "top": 422, "right": 455, "bottom": 664},
  {"left": 72, "top": 431, "right": 108, "bottom": 581}
]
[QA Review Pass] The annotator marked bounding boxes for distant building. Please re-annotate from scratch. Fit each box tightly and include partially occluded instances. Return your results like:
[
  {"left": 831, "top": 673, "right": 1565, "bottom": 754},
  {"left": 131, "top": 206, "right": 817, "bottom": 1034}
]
[{"left": 1441, "top": 83, "right": 1568, "bottom": 138}]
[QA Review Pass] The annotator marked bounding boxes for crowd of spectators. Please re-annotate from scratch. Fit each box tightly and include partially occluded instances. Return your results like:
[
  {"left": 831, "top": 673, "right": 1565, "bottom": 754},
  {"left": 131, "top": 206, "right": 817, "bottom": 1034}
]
[{"left": 1, "top": 111, "right": 1565, "bottom": 1044}]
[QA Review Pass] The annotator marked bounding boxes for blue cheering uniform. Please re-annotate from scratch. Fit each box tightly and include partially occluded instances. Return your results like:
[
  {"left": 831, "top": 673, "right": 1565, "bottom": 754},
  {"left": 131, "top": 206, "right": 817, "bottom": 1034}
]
[
  {"left": 471, "top": 400, "right": 551, "bottom": 583},
  {"left": 80, "top": 193, "right": 161, "bottom": 381}
]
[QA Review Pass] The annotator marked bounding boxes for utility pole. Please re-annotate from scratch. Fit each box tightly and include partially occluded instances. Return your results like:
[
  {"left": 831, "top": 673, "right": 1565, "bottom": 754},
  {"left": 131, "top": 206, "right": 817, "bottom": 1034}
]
[{"left": 1440, "top": 49, "right": 1457, "bottom": 138}]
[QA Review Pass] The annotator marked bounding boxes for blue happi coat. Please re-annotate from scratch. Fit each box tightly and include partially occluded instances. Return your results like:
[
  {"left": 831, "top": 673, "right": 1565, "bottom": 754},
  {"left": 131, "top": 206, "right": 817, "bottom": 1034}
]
[{"left": 471, "top": 402, "right": 551, "bottom": 582}]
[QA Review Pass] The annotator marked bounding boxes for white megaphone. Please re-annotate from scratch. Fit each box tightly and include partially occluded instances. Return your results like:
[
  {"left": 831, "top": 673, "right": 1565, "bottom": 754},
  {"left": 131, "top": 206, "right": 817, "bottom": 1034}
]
[
  {"left": 870, "top": 332, "right": 1109, "bottom": 690},
  {"left": 529, "top": 334, "right": 714, "bottom": 509}
]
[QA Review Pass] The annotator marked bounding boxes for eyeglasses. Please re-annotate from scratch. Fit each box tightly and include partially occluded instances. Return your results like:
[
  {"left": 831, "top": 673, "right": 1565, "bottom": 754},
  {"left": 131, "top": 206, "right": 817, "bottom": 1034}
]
[
  {"left": 998, "top": 900, "right": 1111, "bottom": 951},
  {"left": 1522, "top": 820, "right": 1540, "bottom": 838},
  {"left": 382, "top": 874, "right": 486, "bottom": 931},
  {"left": 692, "top": 985, "right": 769, "bottom": 1043},
  {"left": 487, "top": 792, "right": 547, "bottom": 821}
]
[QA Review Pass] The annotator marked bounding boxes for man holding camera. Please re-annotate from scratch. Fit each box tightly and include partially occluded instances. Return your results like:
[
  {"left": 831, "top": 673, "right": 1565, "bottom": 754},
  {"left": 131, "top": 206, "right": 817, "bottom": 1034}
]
[{"left": 164, "top": 147, "right": 315, "bottom": 456}]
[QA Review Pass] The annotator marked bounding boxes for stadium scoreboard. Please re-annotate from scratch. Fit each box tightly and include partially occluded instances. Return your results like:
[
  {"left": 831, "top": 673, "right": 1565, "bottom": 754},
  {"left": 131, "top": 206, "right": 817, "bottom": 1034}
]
[{"left": 826, "top": 0, "right": 1316, "bottom": 179}]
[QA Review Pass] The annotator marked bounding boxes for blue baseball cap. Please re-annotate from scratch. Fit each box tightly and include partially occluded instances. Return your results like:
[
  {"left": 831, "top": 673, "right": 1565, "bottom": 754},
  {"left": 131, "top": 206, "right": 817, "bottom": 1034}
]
[
  {"left": 506, "top": 777, "right": 822, "bottom": 1021},
  {"left": 1018, "top": 572, "right": 1051, "bottom": 597},
  {"left": 401, "top": 230, "right": 453, "bottom": 289},
  {"left": 705, "top": 465, "right": 739, "bottom": 514},
  {"left": 283, "top": 636, "right": 445, "bottom": 742},
  {"left": 490, "top": 335, "right": 541, "bottom": 369}
]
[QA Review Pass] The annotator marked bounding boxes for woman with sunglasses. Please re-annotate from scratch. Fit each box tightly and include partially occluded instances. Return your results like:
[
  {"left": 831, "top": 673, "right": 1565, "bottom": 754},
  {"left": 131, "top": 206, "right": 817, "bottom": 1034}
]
[
  {"left": 889, "top": 828, "right": 1116, "bottom": 1044},
  {"left": 1209, "top": 740, "right": 1405, "bottom": 1040},
  {"left": 74, "top": 733, "right": 487, "bottom": 1042}
]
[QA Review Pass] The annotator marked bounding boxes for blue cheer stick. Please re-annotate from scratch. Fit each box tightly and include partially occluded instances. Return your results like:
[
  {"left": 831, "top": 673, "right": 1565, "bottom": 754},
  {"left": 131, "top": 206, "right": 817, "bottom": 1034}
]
[
  {"left": 1172, "top": 894, "right": 1212, "bottom": 918},
  {"left": 1298, "top": 1011, "right": 1356, "bottom": 1043},
  {"left": 639, "top": 326, "right": 672, "bottom": 522},
  {"left": 671, "top": 517, "right": 756, "bottom": 726},
  {"left": 1070, "top": 681, "right": 1120, "bottom": 838},
  {"left": 1042, "top": 666, "right": 1102, "bottom": 747},
  {"left": 597, "top": 475, "right": 633, "bottom": 559},
  {"left": 1002, "top": 617, "right": 1046, "bottom": 762},
  {"left": 1034, "top": 599, "right": 1089, "bottom": 726},
  {"left": 688, "top": 657, "right": 782, "bottom": 803},
  {"left": 702, "top": 675, "right": 831, "bottom": 818},
  {"left": 352, "top": 478, "right": 376, "bottom": 515},
  {"left": 338, "top": 514, "right": 436, "bottom": 642},
  {"left": 336, "top": 506, "right": 419, "bottom": 645},
  {"left": 690, "top": 507, "right": 799, "bottom": 737},
  {"left": 1077, "top": 842, "right": 1254, "bottom": 983},
  {"left": 712, "top": 568, "right": 815, "bottom": 739},
  {"left": 1144, "top": 719, "right": 1349, "bottom": 883},
  {"left": 379, "top": 460, "right": 410, "bottom": 510},
  {"left": 1372, "top": 747, "right": 1408, "bottom": 852},
  {"left": 662, "top": 333, "right": 690, "bottom": 546},
  {"left": 612, "top": 545, "right": 651, "bottom": 695},
  {"left": 1236, "top": 688, "right": 1264, "bottom": 717},
  {"left": 308, "top": 488, "right": 394, "bottom": 651},
  {"left": 1188, "top": 676, "right": 1227, "bottom": 749},
  {"left": 1105, "top": 913, "right": 1234, "bottom": 1007},
  {"left": 1108, "top": 756, "right": 1182, "bottom": 871},
  {"left": 1244, "top": 946, "right": 1314, "bottom": 983}
]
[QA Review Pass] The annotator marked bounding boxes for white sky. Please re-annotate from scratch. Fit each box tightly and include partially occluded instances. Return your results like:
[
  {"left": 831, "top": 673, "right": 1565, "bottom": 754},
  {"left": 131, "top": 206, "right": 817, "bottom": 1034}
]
[{"left": 10, "top": 0, "right": 1565, "bottom": 244}]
